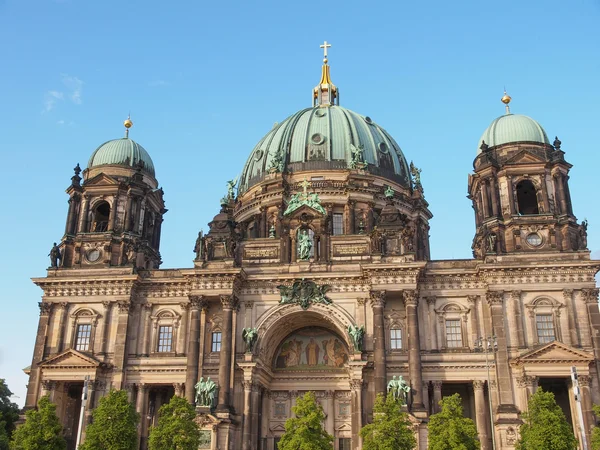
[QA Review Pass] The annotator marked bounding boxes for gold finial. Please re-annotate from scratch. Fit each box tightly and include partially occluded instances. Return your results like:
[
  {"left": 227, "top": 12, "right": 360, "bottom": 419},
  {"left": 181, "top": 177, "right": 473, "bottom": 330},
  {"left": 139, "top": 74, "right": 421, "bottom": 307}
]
[
  {"left": 124, "top": 114, "right": 133, "bottom": 138},
  {"left": 314, "top": 41, "right": 338, "bottom": 107},
  {"left": 501, "top": 90, "right": 512, "bottom": 114}
]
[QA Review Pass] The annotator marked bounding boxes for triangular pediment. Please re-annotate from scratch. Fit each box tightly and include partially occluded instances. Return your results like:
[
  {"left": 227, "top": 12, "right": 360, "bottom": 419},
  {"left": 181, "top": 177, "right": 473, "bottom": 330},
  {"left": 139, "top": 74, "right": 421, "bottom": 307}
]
[
  {"left": 39, "top": 348, "right": 102, "bottom": 369},
  {"left": 504, "top": 149, "right": 545, "bottom": 165},
  {"left": 83, "top": 173, "right": 120, "bottom": 187},
  {"left": 335, "top": 423, "right": 352, "bottom": 431},
  {"left": 287, "top": 203, "right": 325, "bottom": 218},
  {"left": 270, "top": 424, "right": 286, "bottom": 432},
  {"left": 511, "top": 341, "right": 593, "bottom": 366}
]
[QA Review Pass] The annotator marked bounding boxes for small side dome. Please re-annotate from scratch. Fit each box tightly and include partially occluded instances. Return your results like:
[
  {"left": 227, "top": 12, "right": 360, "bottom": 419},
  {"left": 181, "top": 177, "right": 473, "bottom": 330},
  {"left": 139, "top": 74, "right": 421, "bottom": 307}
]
[
  {"left": 477, "top": 114, "right": 550, "bottom": 154},
  {"left": 88, "top": 138, "right": 155, "bottom": 176}
]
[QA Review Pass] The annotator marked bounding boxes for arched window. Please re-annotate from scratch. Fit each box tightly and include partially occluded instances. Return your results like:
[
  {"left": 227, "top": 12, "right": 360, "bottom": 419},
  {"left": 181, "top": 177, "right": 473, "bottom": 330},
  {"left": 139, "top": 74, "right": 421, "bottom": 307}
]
[
  {"left": 435, "top": 303, "right": 469, "bottom": 350},
  {"left": 516, "top": 180, "right": 539, "bottom": 215},
  {"left": 526, "top": 297, "right": 563, "bottom": 345},
  {"left": 151, "top": 309, "right": 180, "bottom": 354},
  {"left": 92, "top": 201, "right": 110, "bottom": 232},
  {"left": 69, "top": 308, "right": 99, "bottom": 352}
]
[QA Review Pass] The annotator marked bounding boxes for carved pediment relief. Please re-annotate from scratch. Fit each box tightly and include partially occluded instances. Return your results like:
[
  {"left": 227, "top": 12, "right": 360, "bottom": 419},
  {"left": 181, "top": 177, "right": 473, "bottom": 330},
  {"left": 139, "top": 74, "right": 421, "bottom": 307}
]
[
  {"left": 504, "top": 149, "right": 545, "bottom": 165},
  {"left": 335, "top": 423, "right": 352, "bottom": 431},
  {"left": 39, "top": 349, "right": 103, "bottom": 369},
  {"left": 269, "top": 423, "right": 286, "bottom": 433},
  {"left": 84, "top": 173, "right": 120, "bottom": 187},
  {"left": 511, "top": 341, "right": 593, "bottom": 366}
]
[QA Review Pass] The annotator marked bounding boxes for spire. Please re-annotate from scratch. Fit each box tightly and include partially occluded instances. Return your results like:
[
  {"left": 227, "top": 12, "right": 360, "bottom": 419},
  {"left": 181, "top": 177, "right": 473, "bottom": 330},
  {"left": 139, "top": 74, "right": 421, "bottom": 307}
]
[
  {"left": 501, "top": 90, "right": 512, "bottom": 114},
  {"left": 313, "top": 41, "right": 339, "bottom": 107},
  {"left": 124, "top": 114, "right": 133, "bottom": 138}
]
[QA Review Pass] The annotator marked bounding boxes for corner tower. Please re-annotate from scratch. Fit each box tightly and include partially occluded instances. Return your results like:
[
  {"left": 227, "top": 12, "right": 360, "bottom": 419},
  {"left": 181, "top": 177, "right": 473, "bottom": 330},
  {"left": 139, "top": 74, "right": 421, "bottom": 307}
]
[
  {"left": 59, "top": 118, "right": 166, "bottom": 269},
  {"left": 468, "top": 93, "right": 587, "bottom": 258}
]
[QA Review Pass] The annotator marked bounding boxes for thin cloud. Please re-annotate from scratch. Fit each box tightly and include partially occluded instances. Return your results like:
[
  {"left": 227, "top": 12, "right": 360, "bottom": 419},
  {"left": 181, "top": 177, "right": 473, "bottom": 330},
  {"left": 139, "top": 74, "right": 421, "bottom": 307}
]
[
  {"left": 62, "top": 74, "right": 83, "bottom": 104},
  {"left": 44, "top": 90, "right": 64, "bottom": 112},
  {"left": 148, "top": 80, "right": 170, "bottom": 87}
]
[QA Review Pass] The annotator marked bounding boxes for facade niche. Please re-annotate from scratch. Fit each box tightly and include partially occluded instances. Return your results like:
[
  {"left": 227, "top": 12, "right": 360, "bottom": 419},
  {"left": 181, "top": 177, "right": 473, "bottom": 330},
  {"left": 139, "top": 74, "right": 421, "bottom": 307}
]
[
  {"left": 516, "top": 180, "right": 539, "bottom": 215},
  {"left": 92, "top": 201, "right": 110, "bottom": 232}
]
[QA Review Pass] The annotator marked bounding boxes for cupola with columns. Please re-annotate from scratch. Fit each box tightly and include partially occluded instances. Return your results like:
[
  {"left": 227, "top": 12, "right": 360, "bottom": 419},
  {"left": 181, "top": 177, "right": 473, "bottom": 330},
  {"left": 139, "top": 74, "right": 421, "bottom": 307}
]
[
  {"left": 58, "top": 118, "right": 166, "bottom": 270},
  {"left": 468, "top": 93, "right": 588, "bottom": 258}
]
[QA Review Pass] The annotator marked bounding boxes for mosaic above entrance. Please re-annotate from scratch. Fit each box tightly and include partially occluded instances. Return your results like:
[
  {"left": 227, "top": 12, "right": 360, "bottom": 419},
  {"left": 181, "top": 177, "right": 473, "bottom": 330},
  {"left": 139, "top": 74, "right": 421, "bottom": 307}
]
[{"left": 274, "top": 327, "right": 348, "bottom": 370}]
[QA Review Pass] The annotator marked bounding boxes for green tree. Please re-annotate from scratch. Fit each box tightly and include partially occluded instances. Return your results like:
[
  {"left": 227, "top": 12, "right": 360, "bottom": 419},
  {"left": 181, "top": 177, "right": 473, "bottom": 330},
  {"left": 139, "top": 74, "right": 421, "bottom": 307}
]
[
  {"left": 428, "top": 393, "right": 479, "bottom": 450},
  {"left": 0, "top": 379, "right": 19, "bottom": 447},
  {"left": 516, "top": 388, "right": 577, "bottom": 450},
  {"left": 360, "top": 393, "right": 416, "bottom": 450},
  {"left": 10, "top": 395, "right": 66, "bottom": 450},
  {"left": 148, "top": 395, "right": 200, "bottom": 450},
  {"left": 590, "top": 404, "right": 600, "bottom": 450},
  {"left": 278, "top": 391, "right": 333, "bottom": 450},
  {"left": 79, "top": 389, "right": 139, "bottom": 450}
]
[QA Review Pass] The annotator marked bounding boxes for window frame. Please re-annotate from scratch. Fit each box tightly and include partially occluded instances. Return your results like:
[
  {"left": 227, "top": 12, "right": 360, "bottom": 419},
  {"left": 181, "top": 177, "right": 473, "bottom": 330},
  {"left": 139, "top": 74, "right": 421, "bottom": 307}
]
[
  {"left": 435, "top": 303, "right": 470, "bottom": 351},
  {"left": 157, "top": 325, "right": 174, "bottom": 352},
  {"left": 150, "top": 309, "right": 181, "bottom": 355},
  {"left": 211, "top": 331, "right": 222, "bottom": 352},
  {"left": 445, "top": 319, "right": 463, "bottom": 348},
  {"left": 332, "top": 213, "right": 344, "bottom": 236},
  {"left": 526, "top": 297, "right": 563, "bottom": 346},
  {"left": 75, "top": 323, "right": 92, "bottom": 351},
  {"left": 390, "top": 328, "right": 403, "bottom": 350},
  {"left": 68, "top": 307, "right": 100, "bottom": 353}
]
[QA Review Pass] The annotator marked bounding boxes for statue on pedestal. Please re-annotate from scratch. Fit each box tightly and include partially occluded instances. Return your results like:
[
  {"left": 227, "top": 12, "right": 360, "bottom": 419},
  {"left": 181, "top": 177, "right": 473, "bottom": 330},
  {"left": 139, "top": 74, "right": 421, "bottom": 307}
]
[
  {"left": 387, "top": 375, "right": 411, "bottom": 405},
  {"left": 194, "top": 377, "right": 217, "bottom": 407}
]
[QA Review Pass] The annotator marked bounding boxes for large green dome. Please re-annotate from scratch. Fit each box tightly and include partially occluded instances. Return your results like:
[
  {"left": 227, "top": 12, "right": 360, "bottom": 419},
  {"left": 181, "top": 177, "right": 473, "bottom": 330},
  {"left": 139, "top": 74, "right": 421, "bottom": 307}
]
[
  {"left": 88, "top": 138, "right": 155, "bottom": 176},
  {"left": 477, "top": 114, "right": 550, "bottom": 153},
  {"left": 239, "top": 106, "right": 411, "bottom": 193}
]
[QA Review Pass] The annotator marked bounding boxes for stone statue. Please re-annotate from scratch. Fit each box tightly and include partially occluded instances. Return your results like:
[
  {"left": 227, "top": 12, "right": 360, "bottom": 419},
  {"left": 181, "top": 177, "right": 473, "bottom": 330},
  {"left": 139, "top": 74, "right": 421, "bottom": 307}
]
[
  {"left": 297, "top": 229, "right": 312, "bottom": 260},
  {"left": 194, "top": 377, "right": 217, "bottom": 407},
  {"left": 347, "top": 325, "right": 365, "bottom": 352},
  {"left": 226, "top": 177, "right": 238, "bottom": 201},
  {"left": 193, "top": 230, "right": 204, "bottom": 260},
  {"left": 348, "top": 144, "right": 364, "bottom": 169},
  {"left": 387, "top": 375, "right": 411, "bottom": 405},
  {"left": 49, "top": 243, "right": 62, "bottom": 268},
  {"left": 268, "top": 149, "right": 284, "bottom": 173},
  {"left": 486, "top": 232, "right": 497, "bottom": 253},
  {"left": 242, "top": 327, "right": 258, "bottom": 353},
  {"left": 384, "top": 185, "right": 394, "bottom": 199},
  {"left": 269, "top": 224, "right": 276, "bottom": 238},
  {"left": 409, "top": 161, "right": 422, "bottom": 190},
  {"left": 277, "top": 279, "right": 332, "bottom": 310}
]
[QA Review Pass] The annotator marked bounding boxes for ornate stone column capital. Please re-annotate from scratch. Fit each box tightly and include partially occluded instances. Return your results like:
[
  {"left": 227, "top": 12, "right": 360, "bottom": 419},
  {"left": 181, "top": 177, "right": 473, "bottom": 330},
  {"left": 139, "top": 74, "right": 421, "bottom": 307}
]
[
  {"left": 242, "top": 380, "right": 253, "bottom": 390},
  {"left": 578, "top": 375, "right": 591, "bottom": 387},
  {"left": 402, "top": 290, "right": 419, "bottom": 306},
  {"left": 220, "top": 294, "right": 239, "bottom": 310},
  {"left": 117, "top": 301, "right": 132, "bottom": 313},
  {"left": 41, "top": 380, "right": 57, "bottom": 391},
  {"left": 137, "top": 382, "right": 148, "bottom": 393},
  {"left": 432, "top": 380, "right": 443, "bottom": 390},
  {"left": 516, "top": 375, "right": 538, "bottom": 388},
  {"left": 179, "top": 302, "right": 191, "bottom": 311},
  {"left": 39, "top": 302, "right": 53, "bottom": 316},
  {"left": 466, "top": 295, "right": 478, "bottom": 305},
  {"left": 244, "top": 301, "right": 253, "bottom": 309},
  {"left": 562, "top": 289, "right": 574, "bottom": 301},
  {"left": 581, "top": 288, "right": 600, "bottom": 304},
  {"left": 369, "top": 291, "right": 386, "bottom": 308},
  {"left": 349, "top": 379, "right": 364, "bottom": 392},
  {"left": 486, "top": 290, "right": 504, "bottom": 306},
  {"left": 472, "top": 380, "right": 485, "bottom": 390},
  {"left": 357, "top": 297, "right": 366, "bottom": 306},
  {"left": 188, "top": 295, "right": 207, "bottom": 310},
  {"left": 510, "top": 290, "right": 522, "bottom": 301},
  {"left": 102, "top": 300, "right": 112, "bottom": 310}
]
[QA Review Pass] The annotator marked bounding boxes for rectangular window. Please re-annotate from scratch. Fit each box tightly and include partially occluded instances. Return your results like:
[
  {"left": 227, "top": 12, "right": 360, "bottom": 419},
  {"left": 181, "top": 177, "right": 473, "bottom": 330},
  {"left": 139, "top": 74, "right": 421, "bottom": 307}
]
[
  {"left": 445, "top": 319, "right": 463, "bottom": 348},
  {"left": 211, "top": 332, "right": 222, "bottom": 352},
  {"left": 75, "top": 324, "right": 92, "bottom": 351},
  {"left": 333, "top": 213, "right": 344, "bottom": 235},
  {"left": 536, "top": 314, "right": 556, "bottom": 344},
  {"left": 157, "top": 325, "right": 173, "bottom": 352},
  {"left": 390, "top": 328, "right": 402, "bottom": 349},
  {"left": 274, "top": 437, "right": 281, "bottom": 448},
  {"left": 339, "top": 438, "right": 351, "bottom": 450}
]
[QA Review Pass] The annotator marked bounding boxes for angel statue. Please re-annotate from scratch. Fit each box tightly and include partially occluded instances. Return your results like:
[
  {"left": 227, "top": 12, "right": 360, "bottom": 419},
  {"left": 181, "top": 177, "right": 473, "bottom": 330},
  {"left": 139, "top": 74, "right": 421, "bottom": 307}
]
[
  {"left": 409, "top": 161, "right": 422, "bottom": 190},
  {"left": 347, "top": 325, "right": 365, "bottom": 352},
  {"left": 226, "top": 176, "right": 239, "bottom": 201},
  {"left": 242, "top": 327, "right": 258, "bottom": 353}
]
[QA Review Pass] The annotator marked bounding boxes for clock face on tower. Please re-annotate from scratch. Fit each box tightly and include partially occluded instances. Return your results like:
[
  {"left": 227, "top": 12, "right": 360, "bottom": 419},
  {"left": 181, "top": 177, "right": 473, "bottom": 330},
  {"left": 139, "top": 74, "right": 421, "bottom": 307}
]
[{"left": 526, "top": 233, "right": 542, "bottom": 247}]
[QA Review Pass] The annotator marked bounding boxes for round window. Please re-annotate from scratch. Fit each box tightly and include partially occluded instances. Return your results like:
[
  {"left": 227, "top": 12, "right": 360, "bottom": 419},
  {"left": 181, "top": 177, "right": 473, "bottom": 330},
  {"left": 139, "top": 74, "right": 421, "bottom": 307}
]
[
  {"left": 254, "top": 149, "right": 264, "bottom": 161},
  {"left": 87, "top": 248, "right": 101, "bottom": 263},
  {"left": 378, "top": 142, "right": 389, "bottom": 154},
  {"left": 364, "top": 116, "right": 373, "bottom": 124},
  {"left": 315, "top": 109, "right": 326, "bottom": 117},
  {"left": 311, "top": 133, "right": 326, "bottom": 145},
  {"left": 526, "top": 233, "right": 542, "bottom": 247}
]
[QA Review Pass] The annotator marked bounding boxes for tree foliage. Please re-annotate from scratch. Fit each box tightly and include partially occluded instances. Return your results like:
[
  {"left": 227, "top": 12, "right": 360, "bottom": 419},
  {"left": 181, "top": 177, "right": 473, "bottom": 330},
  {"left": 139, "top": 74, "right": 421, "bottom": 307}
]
[
  {"left": 79, "top": 389, "right": 139, "bottom": 450},
  {"left": 591, "top": 404, "right": 600, "bottom": 450},
  {"left": 278, "top": 391, "right": 333, "bottom": 450},
  {"left": 10, "top": 395, "right": 66, "bottom": 450},
  {"left": 360, "top": 393, "right": 416, "bottom": 450},
  {"left": 428, "top": 393, "right": 479, "bottom": 450},
  {"left": 516, "top": 388, "right": 577, "bottom": 450},
  {"left": 0, "top": 379, "right": 19, "bottom": 448},
  {"left": 148, "top": 396, "right": 200, "bottom": 450}
]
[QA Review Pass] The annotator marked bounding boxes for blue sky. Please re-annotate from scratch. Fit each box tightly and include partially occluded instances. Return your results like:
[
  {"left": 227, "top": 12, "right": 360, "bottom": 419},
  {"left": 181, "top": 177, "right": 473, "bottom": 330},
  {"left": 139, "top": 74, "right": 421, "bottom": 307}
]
[{"left": 1, "top": 0, "right": 599, "bottom": 406}]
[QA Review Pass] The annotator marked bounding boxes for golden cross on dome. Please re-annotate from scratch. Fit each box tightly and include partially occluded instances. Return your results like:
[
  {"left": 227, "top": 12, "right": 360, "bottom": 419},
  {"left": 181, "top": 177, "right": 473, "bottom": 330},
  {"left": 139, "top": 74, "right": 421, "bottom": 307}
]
[
  {"left": 300, "top": 178, "right": 311, "bottom": 198},
  {"left": 320, "top": 40, "right": 331, "bottom": 59}
]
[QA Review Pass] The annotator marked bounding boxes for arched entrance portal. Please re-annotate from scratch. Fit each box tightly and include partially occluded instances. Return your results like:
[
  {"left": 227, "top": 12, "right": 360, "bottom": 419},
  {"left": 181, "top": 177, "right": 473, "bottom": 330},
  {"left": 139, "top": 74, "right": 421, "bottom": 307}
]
[{"left": 248, "top": 304, "right": 365, "bottom": 450}]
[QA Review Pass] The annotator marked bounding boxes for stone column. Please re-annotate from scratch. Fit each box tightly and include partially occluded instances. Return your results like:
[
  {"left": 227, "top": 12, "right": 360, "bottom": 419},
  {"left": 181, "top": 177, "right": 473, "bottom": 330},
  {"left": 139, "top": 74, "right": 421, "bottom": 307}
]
[
  {"left": 506, "top": 176, "right": 515, "bottom": 215},
  {"left": 579, "top": 375, "right": 594, "bottom": 443},
  {"left": 261, "top": 389, "right": 271, "bottom": 443},
  {"left": 473, "top": 381, "right": 490, "bottom": 450},
  {"left": 108, "top": 194, "right": 118, "bottom": 231},
  {"left": 507, "top": 291, "right": 521, "bottom": 349},
  {"left": 347, "top": 201, "right": 355, "bottom": 234},
  {"left": 198, "top": 302, "right": 208, "bottom": 377},
  {"left": 516, "top": 375, "right": 538, "bottom": 412},
  {"left": 217, "top": 294, "right": 237, "bottom": 412},
  {"left": 173, "top": 383, "right": 184, "bottom": 398},
  {"left": 575, "top": 290, "right": 593, "bottom": 347},
  {"left": 251, "top": 384, "right": 261, "bottom": 449},
  {"left": 486, "top": 291, "right": 517, "bottom": 413},
  {"left": 55, "top": 302, "right": 69, "bottom": 353},
  {"left": 370, "top": 291, "right": 387, "bottom": 395},
  {"left": 325, "top": 390, "right": 334, "bottom": 436},
  {"left": 98, "top": 301, "right": 111, "bottom": 354},
  {"left": 563, "top": 289, "right": 579, "bottom": 347},
  {"left": 242, "top": 381, "right": 252, "bottom": 450},
  {"left": 480, "top": 182, "right": 490, "bottom": 219},
  {"left": 136, "top": 383, "right": 149, "bottom": 446},
  {"left": 554, "top": 172, "right": 568, "bottom": 215},
  {"left": 40, "top": 380, "right": 57, "bottom": 402},
  {"left": 427, "top": 297, "right": 438, "bottom": 352},
  {"left": 112, "top": 301, "right": 131, "bottom": 389},
  {"left": 141, "top": 303, "right": 153, "bottom": 355},
  {"left": 467, "top": 296, "right": 480, "bottom": 347},
  {"left": 185, "top": 296, "right": 204, "bottom": 402},
  {"left": 178, "top": 303, "right": 190, "bottom": 355},
  {"left": 432, "top": 381, "right": 442, "bottom": 413},
  {"left": 404, "top": 290, "right": 425, "bottom": 410},
  {"left": 490, "top": 177, "right": 499, "bottom": 217},
  {"left": 350, "top": 380, "right": 363, "bottom": 450},
  {"left": 78, "top": 194, "right": 90, "bottom": 233}
]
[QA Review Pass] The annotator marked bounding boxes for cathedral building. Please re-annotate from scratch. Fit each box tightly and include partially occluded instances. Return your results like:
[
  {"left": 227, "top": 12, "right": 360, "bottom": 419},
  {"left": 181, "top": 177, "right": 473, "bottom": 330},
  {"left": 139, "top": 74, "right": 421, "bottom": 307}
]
[{"left": 25, "top": 46, "right": 600, "bottom": 450}]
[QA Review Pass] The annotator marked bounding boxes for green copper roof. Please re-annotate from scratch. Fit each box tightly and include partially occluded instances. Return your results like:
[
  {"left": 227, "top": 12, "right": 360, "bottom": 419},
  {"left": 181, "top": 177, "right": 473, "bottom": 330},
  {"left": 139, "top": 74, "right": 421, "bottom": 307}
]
[
  {"left": 87, "top": 138, "right": 155, "bottom": 176},
  {"left": 478, "top": 114, "right": 550, "bottom": 153},
  {"left": 239, "top": 106, "right": 411, "bottom": 193}
]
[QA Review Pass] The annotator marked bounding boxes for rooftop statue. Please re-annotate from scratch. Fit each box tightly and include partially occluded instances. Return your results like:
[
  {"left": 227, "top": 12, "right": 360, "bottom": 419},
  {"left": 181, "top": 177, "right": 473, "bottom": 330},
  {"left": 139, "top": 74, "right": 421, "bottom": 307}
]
[
  {"left": 348, "top": 143, "right": 365, "bottom": 169},
  {"left": 226, "top": 176, "right": 238, "bottom": 201},
  {"left": 284, "top": 178, "right": 326, "bottom": 216},
  {"left": 49, "top": 243, "right": 62, "bottom": 268},
  {"left": 410, "top": 161, "right": 422, "bottom": 190}
]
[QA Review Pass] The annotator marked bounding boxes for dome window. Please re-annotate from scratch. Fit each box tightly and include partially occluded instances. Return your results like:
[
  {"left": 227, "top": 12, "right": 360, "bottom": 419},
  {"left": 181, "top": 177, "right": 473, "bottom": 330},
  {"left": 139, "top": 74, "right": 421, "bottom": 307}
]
[
  {"left": 516, "top": 180, "right": 539, "bottom": 215},
  {"left": 364, "top": 116, "right": 373, "bottom": 124},
  {"left": 311, "top": 133, "right": 326, "bottom": 145},
  {"left": 378, "top": 142, "right": 389, "bottom": 154},
  {"left": 314, "top": 109, "right": 326, "bottom": 117},
  {"left": 254, "top": 149, "right": 264, "bottom": 161},
  {"left": 92, "top": 201, "right": 110, "bottom": 232}
]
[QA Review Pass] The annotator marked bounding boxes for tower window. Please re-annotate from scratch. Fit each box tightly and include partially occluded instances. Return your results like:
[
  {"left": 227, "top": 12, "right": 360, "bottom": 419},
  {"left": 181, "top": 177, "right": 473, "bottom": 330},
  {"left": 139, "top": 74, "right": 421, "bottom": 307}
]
[
  {"left": 157, "top": 326, "right": 173, "bottom": 352},
  {"left": 339, "top": 438, "right": 351, "bottom": 450},
  {"left": 516, "top": 180, "right": 539, "bottom": 215},
  {"left": 445, "top": 319, "right": 463, "bottom": 348},
  {"left": 75, "top": 324, "right": 92, "bottom": 351},
  {"left": 211, "top": 332, "right": 222, "bottom": 352},
  {"left": 92, "top": 201, "right": 110, "bottom": 232},
  {"left": 536, "top": 314, "right": 556, "bottom": 344},
  {"left": 390, "top": 328, "right": 403, "bottom": 349},
  {"left": 332, "top": 213, "right": 344, "bottom": 235}
]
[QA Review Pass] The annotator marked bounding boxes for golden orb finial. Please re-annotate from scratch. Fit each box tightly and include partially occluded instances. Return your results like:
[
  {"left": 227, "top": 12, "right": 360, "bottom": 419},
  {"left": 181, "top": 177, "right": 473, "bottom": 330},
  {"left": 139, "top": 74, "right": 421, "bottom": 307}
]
[
  {"left": 124, "top": 114, "right": 133, "bottom": 137},
  {"left": 501, "top": 90, "right": 512, "bottom": 114},
  {"left": 323, "top": 57, "right": 328, "bottom": 64}
]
